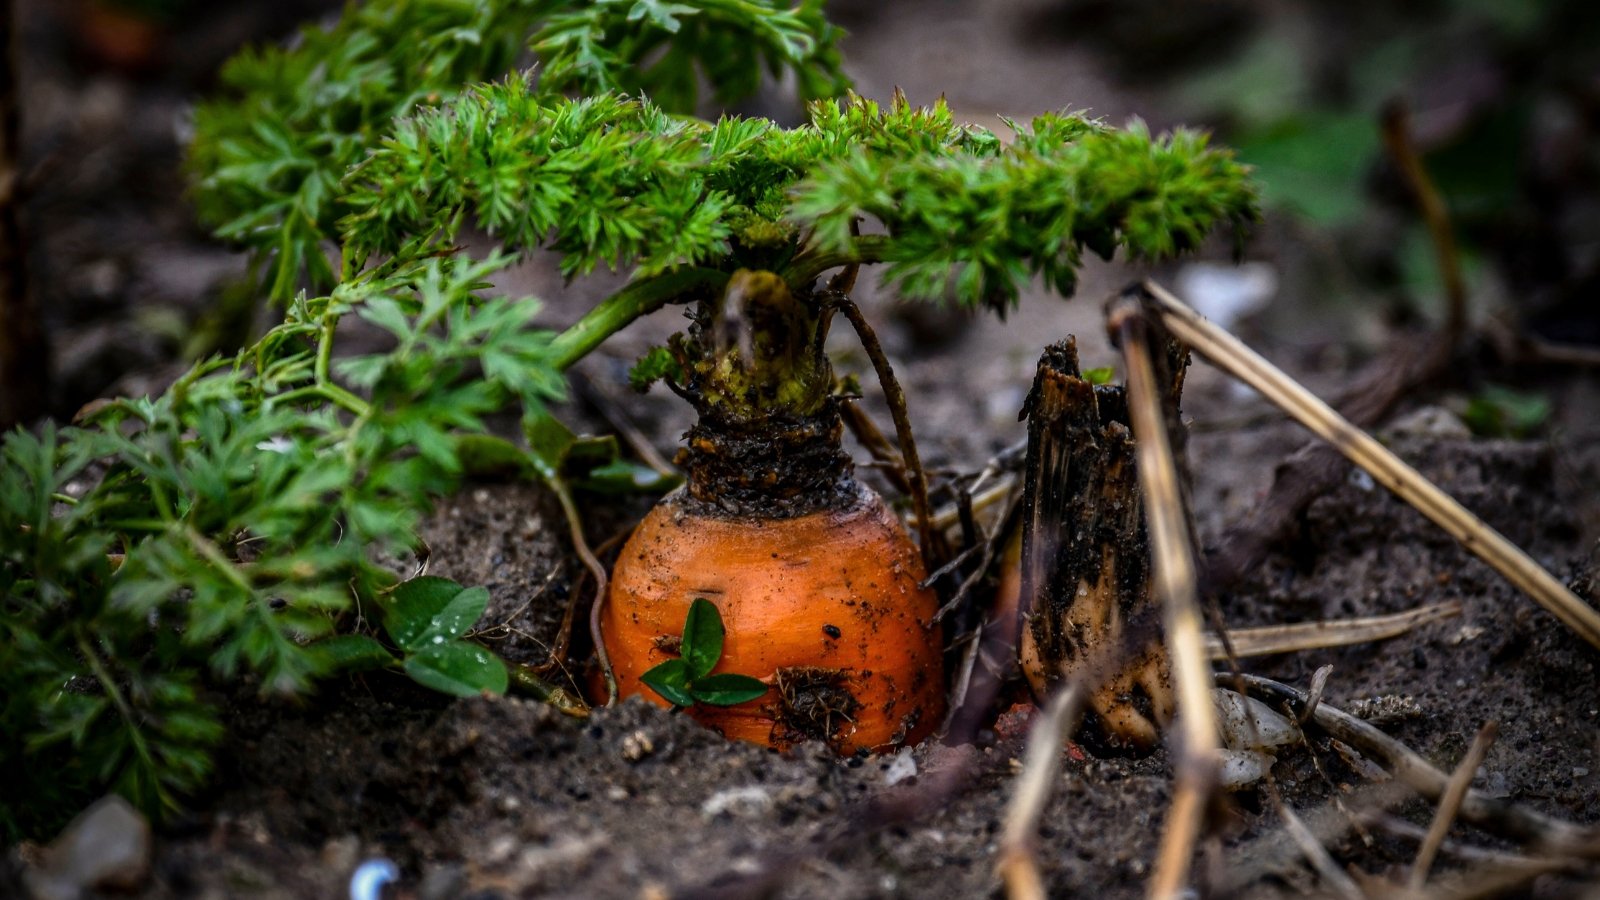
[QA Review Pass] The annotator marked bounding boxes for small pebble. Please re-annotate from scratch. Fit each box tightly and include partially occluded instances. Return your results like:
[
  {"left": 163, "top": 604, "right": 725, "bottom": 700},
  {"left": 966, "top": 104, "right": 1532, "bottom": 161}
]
[
  {"left": 25, "top": 795, "right": 151, "bottom": 900},
  {"left": 884, "top": 748, "right": 919, "bottom": 786},
  {"left": 621, "top": 730, "right": 655, "bottom": 761},
  {"left": 700, "top": 785, "right": 774, "bottom": 818}
]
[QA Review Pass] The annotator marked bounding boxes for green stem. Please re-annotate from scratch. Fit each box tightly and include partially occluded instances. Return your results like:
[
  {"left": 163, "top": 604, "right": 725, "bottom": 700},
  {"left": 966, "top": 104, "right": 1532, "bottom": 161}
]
[
  {"left": 183, "top": 525, "right": 253, "bottom": 595},
  {"left": 75, "top": 629, "right": 158, "bottom": 775},
  {"left": 506, "top": 661, "right": 591, "bottom": 718},
  {"left": 784, "top": 235, "right": 890, "bottom": 290},
  {"left": 548, "top": 267, "right": 727, "bottom": 371},
  {"left": 269, "top": 384, "right": 370, "bottom": 417},
  {"left": 314, "top": 314, "right": 338, "bottom": 385}
]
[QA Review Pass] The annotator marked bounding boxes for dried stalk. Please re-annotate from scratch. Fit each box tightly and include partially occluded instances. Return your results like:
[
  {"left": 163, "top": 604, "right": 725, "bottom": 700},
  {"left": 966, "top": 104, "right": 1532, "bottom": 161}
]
[
  {"left": 1111, "top": 301, "right": 1219, "bottom": 900},
  {"left": 1139, "top": 280, "right": 1600, "bottom": 651},
  {"left": 830, "top": 294, "right": 940, "bottom": 564},
  {"left": 1270, "top": 792, "right": 1363, "bottom": 900},
  {"left": 1229, "top": 673, "right": 1598, "bottom": 850},
  {"left": 1408, "top": 721, "right": 1499, "bottom": 888},
  {"left": 1381, "top": 100, "right": 1467, "bottom": 347},
  {"left": 548, "top": 476, "right": 617, "bottom": 705},
  {"left": 997, "top": 685, "right": 1087, "bottom": 900},
  {"left": 1204, "top": 601, "right": 1462, "bottom": 659}
]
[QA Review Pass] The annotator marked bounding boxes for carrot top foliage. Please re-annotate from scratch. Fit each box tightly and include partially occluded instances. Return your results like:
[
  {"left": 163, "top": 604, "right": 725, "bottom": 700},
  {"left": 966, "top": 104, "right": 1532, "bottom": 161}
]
[
  {"left": 339, "top": 80, "right": 1254, "bottom": 310},
  {"left": 5, "top": 0, "right": 1257, "bottom": 840}
]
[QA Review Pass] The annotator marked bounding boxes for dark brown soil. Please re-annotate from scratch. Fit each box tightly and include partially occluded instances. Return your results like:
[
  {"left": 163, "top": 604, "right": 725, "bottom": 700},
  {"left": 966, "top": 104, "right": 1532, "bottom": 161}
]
[
  {"left": 69, "top": 417, "right": 1600, "bottom": 899},
  {"left": 8, "top": 1, "right": 1600, "bottom": 898}
]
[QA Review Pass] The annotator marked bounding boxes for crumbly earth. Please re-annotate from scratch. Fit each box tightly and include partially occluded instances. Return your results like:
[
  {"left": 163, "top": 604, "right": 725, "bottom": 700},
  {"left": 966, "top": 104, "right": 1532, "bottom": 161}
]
[
  {"left": 9, "top": 0, "right": 1600, "bottom": 897},
  {"left": 18, "top": 391, "right": 1595, "bottom": 900}
]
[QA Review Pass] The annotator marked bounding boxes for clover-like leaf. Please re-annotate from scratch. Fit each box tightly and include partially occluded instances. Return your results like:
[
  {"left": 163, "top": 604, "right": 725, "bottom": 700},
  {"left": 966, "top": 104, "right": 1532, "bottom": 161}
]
[
  {"left": 403, "top": 642, "right": 509, "bottom": 697},
  {"left": 384, "top": 576, "right": 492, "bottom": 653},
  {"left": 691, "top": 673, "right": 769, "bottom": 706},
  {"left": 680, "top": 597, "right": 725, "bottom": 680},
  {"left": 640, "top": 658, "right": 696, "bottom": 708}
]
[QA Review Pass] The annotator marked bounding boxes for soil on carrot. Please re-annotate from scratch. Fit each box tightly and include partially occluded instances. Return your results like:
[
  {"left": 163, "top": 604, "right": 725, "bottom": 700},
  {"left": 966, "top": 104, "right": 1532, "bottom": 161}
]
[{"left": 9, "top": 1, "right": 1600, "bottom": 897}]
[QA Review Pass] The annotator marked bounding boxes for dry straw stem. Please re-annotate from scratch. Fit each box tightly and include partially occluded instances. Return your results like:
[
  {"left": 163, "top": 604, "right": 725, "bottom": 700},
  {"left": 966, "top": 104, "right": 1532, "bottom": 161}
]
[
  {"left": 1205, "top": 600, "right": 1462, "bottom": 659},
  {"left": 1270, "top": 791, "right": 1363, "bottom": 900},
  {"left": 997, "top": 685, "right": 1087, "bottom": 900},
  {"left": 550, "top": 476, "right": 618, "bottom": 705},
  {"left": 1138, "top": 280, "right": 1600, "bottom": 652},
  {"left": 1231, "top": 673, "right": 1599, "bottom": 851},
  {"left": 830, "top": 293, "right": 942, "bottom": 565},
  {"left": 1381, "top": 101, "right": 1467, "bottom": 347},
  {"left": 1408, "top": 720, "right": 1499, "bottom": 888},
  {"left": 1110, "top": 301, "right": 1219, "bottom": 900}
]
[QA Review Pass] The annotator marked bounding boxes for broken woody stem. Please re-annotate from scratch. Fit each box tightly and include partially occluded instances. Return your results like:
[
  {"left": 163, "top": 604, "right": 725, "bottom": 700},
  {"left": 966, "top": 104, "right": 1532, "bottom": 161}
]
[
  {"left": 1109, "top": 301, "right": 1220, "bottom": 900},
  {"left": 1134, "top": 280, "right": 1600, "bottom": 651}
]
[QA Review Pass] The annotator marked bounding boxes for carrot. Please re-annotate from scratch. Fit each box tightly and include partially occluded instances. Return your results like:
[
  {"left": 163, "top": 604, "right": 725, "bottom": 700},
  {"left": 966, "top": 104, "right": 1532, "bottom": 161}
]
[{"left": 599, "top": 270, "right": 945, "bottom": 754}]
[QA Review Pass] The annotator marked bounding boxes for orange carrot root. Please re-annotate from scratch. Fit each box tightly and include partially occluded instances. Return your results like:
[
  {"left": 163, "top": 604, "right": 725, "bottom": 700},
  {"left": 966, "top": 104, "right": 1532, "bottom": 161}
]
[{"left": 603, "top": 484, "right": 945, "bottom": 754}]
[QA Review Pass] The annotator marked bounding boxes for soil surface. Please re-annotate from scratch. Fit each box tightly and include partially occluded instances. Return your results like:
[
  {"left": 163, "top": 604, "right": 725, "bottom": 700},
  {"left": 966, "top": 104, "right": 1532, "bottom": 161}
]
[{"left": 8, "top": 1, "right": 1600, "bottom": 898}]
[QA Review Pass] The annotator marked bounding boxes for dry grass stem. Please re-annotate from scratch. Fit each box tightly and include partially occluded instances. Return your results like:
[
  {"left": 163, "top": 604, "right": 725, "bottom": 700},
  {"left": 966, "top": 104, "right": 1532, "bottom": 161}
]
[
  {"left": 1140, "top": 279, "right": 1600, "bottom": 651},
  {"left": 1230, "top": 673, "right": 1598, "bottom": 850},
  {"left": 997, "top": 685, "right": 1087, "bottom": 900},
  {"left": 916, "top": 476, "right": 1018, "bottom": 534},
  {"left": 1299, "top": 664, "right": 1334, "bottom": 725},
  {"left": 1381, "top": 101, "right": 1467, "bottom": 346},
  {"left": 1272, "top": 794, "right": 1363, "bottom": 899},
  {"left": 1409, "top": 721, "right": 1500, "bottom": 888},
  {"left": 831, "top": 294, "right": 939, "bottom": 563},
  {"left": 1205, "top": 601, "right": 1462, "bottom": 659},
  {"left": 550, "top": 477, "right": 617, "bottom": 705},
  {"left": 1112, "top": 302, "right": 1219, "bottom": 900}
]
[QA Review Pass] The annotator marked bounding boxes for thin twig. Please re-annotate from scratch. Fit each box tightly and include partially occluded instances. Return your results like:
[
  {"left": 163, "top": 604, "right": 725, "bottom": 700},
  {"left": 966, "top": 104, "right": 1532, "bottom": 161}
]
[
  {"left": 1270, "top": 791, "right": 1363, "bottom": 900},
  {"left": 1204, "top": 601, "right": 1462, "bottom": 659},
  {"left": 1364, "top": 812, "right": 1561, "bottom": 867},
  {"left": 1382, "top": 100, "right": 1467, "bottom": 347},
  {"left": 997, "top": 685, "right": 1087, "bottom": 900},
  {"left": 1229, "top": 673, "right": 1597, "bottom": 851},
  {"left": 542, "top": 529, "right": 627, "bottom": 681},
  {"left": 1140, "top": 280, "right": 1600, "bottom": 651},
  {"left": 1111, "top": 300, "right": 1219, "bottom": 900},
  {"left": 1216, "top": 781, "right": 1411, "bottom": 895},
  {"left": 840, "top": 400, "right": 912, "bottom": 496},
  {"left": 548, "top": 476, "right": 617, "bottom": 706},
  {"left": 1409, "top": 720, "right": 1500, "bottom": 888},
  {"left": 1300, "top": 664, "right": 1334, "bottom": 726},
  {"left": 830, "top": 294, "right": 940, "bottom": 565}
]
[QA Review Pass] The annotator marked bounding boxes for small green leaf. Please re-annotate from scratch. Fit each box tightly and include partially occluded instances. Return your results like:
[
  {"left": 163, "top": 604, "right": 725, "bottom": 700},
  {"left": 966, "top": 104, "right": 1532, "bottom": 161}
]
[
  {"left": 1461, "top": 385, "right": 1551, "bottom": 439},
  {"left": 691, "top": 673, "right": 768, "bottom": 706},
  {"left": 640, "top": 658, "right": 696, "bottom": 707},
  {"left": 573, "top": 459, "right": 681, "bottom": 495},
  {"left": 1082, "top": 366, "right": 1115, "bottom": 385},
  {"left": 524, "top": 411, "right": 577, "bottom": 479},
  {"left": 680, "top": 597, "right": 725, "bottom": 680},
  {"left": 385, "top": 576, "right": 492, "bottom": 653},
  {"left": 403, "top": 641, "right": 509, "bottom": 697},
  {"left": 628, "top": 346, "right": 682, "bottom": 392},
  {"left": 455, "top": 434, "right": 534, "bottom": 479},
  {"left": 307, "top": 634, "right": 395, "bottom": 673}
]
